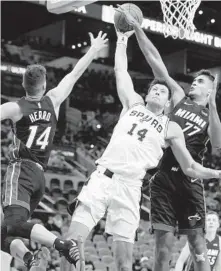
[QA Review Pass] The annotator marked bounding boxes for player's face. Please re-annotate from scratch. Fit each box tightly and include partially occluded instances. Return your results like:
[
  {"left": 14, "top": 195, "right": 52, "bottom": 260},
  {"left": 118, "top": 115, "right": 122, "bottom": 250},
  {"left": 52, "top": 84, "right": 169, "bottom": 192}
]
[
  {"left": 189, "top": 75, "right": 213, "bottom": 100},
  {"left": 206, "top": 214, "right": 220, "bottom": 232},
  {"left": 145, "top": 84, "right": 170, "bottom": 108}
]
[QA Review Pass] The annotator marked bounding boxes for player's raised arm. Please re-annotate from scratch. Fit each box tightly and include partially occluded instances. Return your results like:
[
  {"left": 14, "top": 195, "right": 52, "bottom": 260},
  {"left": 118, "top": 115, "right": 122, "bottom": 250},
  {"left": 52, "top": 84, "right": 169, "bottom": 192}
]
[
  {"left": 0, "top": 102, "right": 22, "bottom": 122},
  {"left": 47, "top": 31, "right": 108, "bottom": 108},
  {"left": 114, "top": 29, "right": 144, "bottom": 114},
  {"left": 117, "top": 6, "right": 185, "bottom": 107},
  {"left": 208, "top": 75, "right": 221, "bottom": 149},
  {"left": 174, "top": 242, "right": 190, "bottom": 271},
  {"left": 166, "top": 121, "right": 221, "bottom": 179}
]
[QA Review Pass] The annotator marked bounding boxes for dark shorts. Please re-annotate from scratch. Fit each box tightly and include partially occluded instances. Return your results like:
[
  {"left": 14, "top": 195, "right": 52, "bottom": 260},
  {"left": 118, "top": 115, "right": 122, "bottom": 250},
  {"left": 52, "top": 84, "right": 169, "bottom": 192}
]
[
  {"left": 2, "top": 159, "right": 45, "bottom": 214},
  {"left": 150, "top": 169, "right": 206, "bottom": 234}
]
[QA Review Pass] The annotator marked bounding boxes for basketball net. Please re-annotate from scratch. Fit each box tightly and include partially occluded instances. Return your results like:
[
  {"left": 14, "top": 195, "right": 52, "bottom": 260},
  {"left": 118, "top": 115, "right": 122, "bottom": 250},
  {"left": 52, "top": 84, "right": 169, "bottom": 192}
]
[{"left": 159, "top": 0, "right": 201, "bottom": 39}]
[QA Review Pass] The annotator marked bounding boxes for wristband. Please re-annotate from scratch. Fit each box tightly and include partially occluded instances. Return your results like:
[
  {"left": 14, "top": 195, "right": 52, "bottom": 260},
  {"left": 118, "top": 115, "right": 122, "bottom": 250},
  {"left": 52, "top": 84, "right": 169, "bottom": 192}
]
[{"left": 117, "top": 35, "right": 128, "bottom": 46}]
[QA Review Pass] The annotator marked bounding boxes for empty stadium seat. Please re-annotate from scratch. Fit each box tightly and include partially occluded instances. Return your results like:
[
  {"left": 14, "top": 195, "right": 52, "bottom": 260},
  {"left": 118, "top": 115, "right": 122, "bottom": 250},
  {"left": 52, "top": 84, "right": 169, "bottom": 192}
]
[
  {"left": 93, "top": 234, "right": 106, "bottom": 243},
  {"left": 93, "top": 261, "right": 107, "bottom": 270},
  {"left": 96, "top": 241, "right": 108, "bottom": 249},
  {"left": 102, "top": 255, "right": 114, "bottom": 265},
  {"left": 98, "top": 248, "right": 111, "bottom": 257}
]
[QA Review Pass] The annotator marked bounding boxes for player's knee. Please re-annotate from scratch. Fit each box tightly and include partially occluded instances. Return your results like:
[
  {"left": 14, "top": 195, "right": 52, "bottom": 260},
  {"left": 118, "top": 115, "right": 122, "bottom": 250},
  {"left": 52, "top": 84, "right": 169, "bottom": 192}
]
[
  {"left": 1, "top": 236, "right": 18, "bottom": 254},
  {"left": 188, "top": 233, "right": 207, "bottom": 260},
  {"left": 155, "top": 231, "right": 173, "bottom": 263},
  {"left": 7, "top": 222, "right": 35, "bottom": 239},
  {"left": 65, "top": 221, "right": 90, "bottom": 242},
  {"left": 155, "top": 246, "right": 171, "bottom": 263}
]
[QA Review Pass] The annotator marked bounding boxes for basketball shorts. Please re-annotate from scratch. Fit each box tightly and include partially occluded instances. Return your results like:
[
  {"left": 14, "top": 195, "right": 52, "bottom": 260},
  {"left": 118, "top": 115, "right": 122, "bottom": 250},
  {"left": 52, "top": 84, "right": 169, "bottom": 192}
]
[
  {"left": 2, "top": 159, "right": 45, "bottom": 215},
  {"left": 150, "top": 169, "right": 206, "bottom": 234},
  {"left": 72, "top": 165, "right": 141, "bottom": 243}
]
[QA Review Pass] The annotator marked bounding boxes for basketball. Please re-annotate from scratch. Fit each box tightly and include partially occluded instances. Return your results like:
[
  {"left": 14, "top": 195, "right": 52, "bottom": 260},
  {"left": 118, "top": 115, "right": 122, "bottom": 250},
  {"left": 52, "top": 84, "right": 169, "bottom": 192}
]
[{"left": 114, "top": 3, "right": 143, "bottom": 33}]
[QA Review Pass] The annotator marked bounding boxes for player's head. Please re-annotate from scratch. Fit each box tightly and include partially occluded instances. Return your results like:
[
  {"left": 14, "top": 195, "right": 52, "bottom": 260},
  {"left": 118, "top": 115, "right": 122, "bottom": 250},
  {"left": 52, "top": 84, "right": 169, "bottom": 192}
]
[
  {"left": 189, "top": 69, "right": 215, "bottom": 101},
  {"left": 206, "top": 211, "right": 220, "bottom": 233},
  {"left": 22, "top": 64, "right": 47, "bottom": 97},
  {"left": 145, "top": 79, "right": 172, "bottom": 110}
]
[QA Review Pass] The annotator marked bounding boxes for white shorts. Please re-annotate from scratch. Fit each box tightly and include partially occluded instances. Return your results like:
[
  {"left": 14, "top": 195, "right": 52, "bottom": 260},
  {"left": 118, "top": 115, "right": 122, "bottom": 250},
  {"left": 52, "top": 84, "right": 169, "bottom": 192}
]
[{"left": 72, "top": 166, "right": 142, "bottom": 243}]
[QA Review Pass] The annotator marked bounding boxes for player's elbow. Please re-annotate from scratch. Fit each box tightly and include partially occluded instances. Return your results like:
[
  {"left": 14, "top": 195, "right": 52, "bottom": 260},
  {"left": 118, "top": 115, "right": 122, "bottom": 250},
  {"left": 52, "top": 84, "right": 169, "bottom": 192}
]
[
  {"left": 182, "top": 162, "right": 196, "bottom": 178},
  {"left": 211, "top": 140, "right": 221, "bottom": 150}
]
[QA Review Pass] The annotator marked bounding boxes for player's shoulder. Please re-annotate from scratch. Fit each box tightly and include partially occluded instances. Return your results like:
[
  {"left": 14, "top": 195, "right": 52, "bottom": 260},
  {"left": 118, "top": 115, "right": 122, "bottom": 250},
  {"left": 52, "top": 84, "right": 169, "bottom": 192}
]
[
  {"left": 128, "top": 101, "right": 145, "bottom": 111},
  {"left": 5, "top": 101, "right": 23, "bottom": 122}
]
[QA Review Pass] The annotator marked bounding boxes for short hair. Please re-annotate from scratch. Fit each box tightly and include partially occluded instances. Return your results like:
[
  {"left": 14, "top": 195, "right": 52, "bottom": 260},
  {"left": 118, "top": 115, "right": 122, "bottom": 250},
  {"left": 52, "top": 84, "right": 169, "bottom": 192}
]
[
  {"left": 206, "top": 211, "right": 219, "bottom": 220},
  {"left": 195, "top": 69, "right": 215, "bottom": 82},
  {"left": 23, "top": 64, "right": 46, "bottom": 95},
  {"left": 148, "top": 78, "right": 172, "bottom": 100}
]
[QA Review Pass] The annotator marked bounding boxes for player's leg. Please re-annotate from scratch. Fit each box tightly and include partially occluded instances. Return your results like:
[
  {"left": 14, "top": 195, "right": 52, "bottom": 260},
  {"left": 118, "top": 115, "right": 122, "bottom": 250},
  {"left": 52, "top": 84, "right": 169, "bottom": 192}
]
[
  {"left": 2, "top": 161, "right": 80, "bottom": 266},
  {"left": 6, "top": 237, "right": 36, "bottom": 269},
  {"left": 187, "top": 231, "right": 209, "bottom": 271},
  {"left": 60, "top": 204, "right": 93, "bottom": 271},
  {"left": 153, "top": 230, "right": 174, "bottom": 271},
  {"left": 113, "top": 238, "right": 133, "bottom": 271},
  {"left": 150, "top": 172, "right": 177, "bottom": 271},
  {"left": 106, "top": 179, "right": 142, "bottom": 271},
  {"left": 61, "top": 171, "right": 109, "bottom": 271},
  {"left": 179, "top": 178, "right": 210, "bottom": 271}
]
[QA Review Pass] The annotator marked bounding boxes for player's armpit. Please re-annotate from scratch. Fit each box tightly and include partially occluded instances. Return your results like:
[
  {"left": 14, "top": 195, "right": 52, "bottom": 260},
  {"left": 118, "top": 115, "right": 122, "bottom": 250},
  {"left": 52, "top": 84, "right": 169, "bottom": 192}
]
[{"left": 0, "top": 102, "right": 22, "bottom": 122}]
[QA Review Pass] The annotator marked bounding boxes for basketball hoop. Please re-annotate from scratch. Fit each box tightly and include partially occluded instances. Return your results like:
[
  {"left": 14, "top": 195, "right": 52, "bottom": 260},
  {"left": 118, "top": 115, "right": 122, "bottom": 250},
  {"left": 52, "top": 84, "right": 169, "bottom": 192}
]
[{"left": 159, "top": 0, "right": 201, "bottom": 39}]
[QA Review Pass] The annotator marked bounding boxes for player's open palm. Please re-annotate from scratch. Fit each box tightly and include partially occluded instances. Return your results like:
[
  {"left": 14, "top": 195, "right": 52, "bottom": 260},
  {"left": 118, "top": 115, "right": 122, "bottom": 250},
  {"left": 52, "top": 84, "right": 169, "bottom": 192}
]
[{"left": 89, "top": 31, "right": 108, "bottom": 52}]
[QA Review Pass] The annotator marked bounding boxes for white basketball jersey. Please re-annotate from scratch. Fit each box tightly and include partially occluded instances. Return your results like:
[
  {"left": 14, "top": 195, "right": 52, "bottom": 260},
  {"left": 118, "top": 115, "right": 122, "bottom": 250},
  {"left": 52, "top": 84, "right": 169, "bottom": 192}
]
[{"left": 96, "top": 103, "right": 169, "bottom": 182}]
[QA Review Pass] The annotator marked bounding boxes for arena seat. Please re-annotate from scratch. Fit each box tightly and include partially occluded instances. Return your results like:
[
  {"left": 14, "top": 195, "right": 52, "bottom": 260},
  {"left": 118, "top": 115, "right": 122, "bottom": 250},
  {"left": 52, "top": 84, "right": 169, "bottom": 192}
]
[
  {"left": 107, "top": 235, "right": 113, "bottom": 247},
  {"left": 85, "top": 246, "right": 98, "bottom": 255},
  {"left": 101, "top": 255, "right": 114, "bottom": 265},
  {"left": 98, "top": 248, "right": 112, "bottom": 257},
  {"left": 96, "top": 240, "right": 109, "bottom": 249},
  {"left": 89, "top": 254, "right": 100, "bottom": 262},
  {"left": 93, "top": 234, "right": 106, "bottom": 243},
  {"left": 93, "top": 261, "right": 107, "bottom": 270}
]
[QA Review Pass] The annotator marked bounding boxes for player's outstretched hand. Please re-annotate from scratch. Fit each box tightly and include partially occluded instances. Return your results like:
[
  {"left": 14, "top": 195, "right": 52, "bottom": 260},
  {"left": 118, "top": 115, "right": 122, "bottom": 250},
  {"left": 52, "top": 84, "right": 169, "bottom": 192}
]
[
  {"left": 208, "top": 74, "right": 218, "bottom": 106},
  {"left": 89, "top": 31, "right": 108, "bottom": 52},
  {"left": 116, "top": 5, "right": 140, "bottom": 28}
]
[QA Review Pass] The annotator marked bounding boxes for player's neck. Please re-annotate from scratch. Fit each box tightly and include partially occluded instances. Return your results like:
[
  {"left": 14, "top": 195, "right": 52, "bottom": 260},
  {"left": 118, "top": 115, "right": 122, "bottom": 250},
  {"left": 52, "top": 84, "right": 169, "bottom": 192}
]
[
  {"left": 206, "top": 231, "right": 216, "bottom": 241},
  {"left": 145, "top": 104, "right": 164, "bottom": 116},
  {"left": 26, "top": 94, "right": 43, "bottom": 101},
  {"left": 191, "top": 96, "right": 208, "bottom": 107}
]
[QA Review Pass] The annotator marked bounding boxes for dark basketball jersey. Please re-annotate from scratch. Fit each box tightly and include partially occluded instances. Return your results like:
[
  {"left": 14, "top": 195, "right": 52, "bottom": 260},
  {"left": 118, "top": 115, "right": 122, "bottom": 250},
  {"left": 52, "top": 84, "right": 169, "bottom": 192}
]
[
  {"left": 207, "top": 235, "right": 220, "bottom": 270},
  {"left": 185, "top": 235, "right": 220, "bottom": 271},
  {"left": 9, "top": 96, "right": 57, "bottom": 169},
  {"left": 160, "top": 96, "right": 209, "bottom": 171}
]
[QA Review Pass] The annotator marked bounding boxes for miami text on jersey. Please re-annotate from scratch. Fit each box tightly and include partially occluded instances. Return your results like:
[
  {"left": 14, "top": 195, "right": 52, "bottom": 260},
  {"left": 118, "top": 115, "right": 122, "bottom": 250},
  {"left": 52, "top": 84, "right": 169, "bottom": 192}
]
[
  {"left": 29, "top": 111, "right": 51, "bottom": 123},
  {"left": 175, "top": 108, "right": 207, "bottom": 128}
]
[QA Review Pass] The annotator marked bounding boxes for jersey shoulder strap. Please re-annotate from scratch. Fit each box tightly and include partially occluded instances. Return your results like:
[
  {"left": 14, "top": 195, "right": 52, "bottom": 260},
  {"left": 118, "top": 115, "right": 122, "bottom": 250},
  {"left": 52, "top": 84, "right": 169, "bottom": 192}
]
[
  {"left": 171, "top": 96, "right": 188, "bottom": 113},
  {"left": 43, "top": 95, "right": 57, "bottom": 120}
]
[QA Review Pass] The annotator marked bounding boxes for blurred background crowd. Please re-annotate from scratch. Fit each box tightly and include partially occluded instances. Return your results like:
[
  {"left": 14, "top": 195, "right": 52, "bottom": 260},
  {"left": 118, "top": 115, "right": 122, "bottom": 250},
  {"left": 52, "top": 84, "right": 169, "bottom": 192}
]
[{"left": 1, "top": 1, "right": 221, "bottom": 270}]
